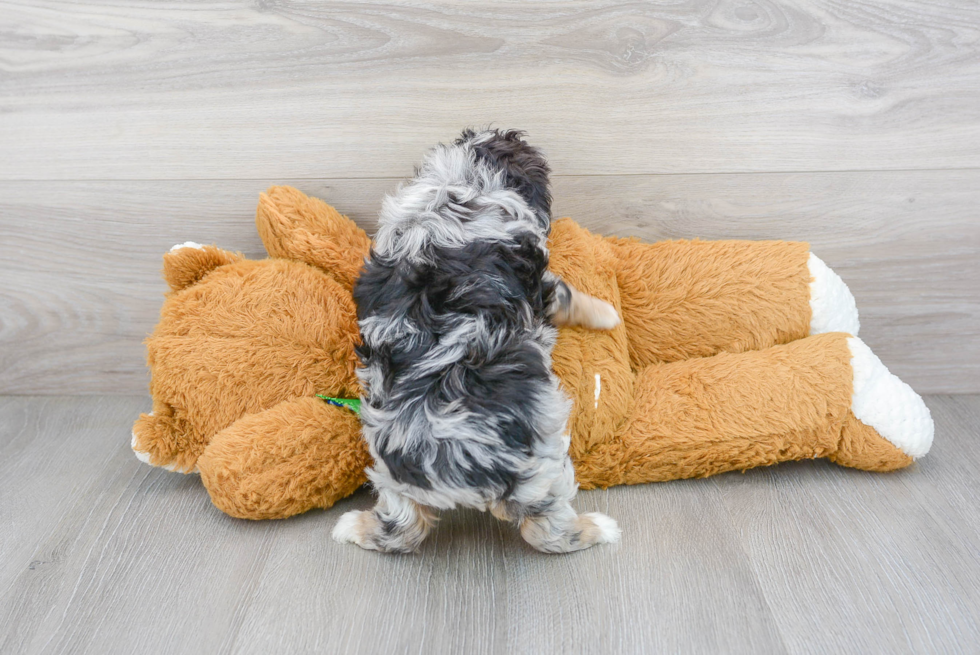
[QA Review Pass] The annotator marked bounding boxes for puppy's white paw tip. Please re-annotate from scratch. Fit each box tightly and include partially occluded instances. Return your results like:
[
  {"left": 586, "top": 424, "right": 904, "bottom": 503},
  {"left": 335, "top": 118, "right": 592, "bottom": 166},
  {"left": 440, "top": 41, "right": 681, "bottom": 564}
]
[
  {"left": 591, "top": 300, "right": 621, "bottom": 330},
  {"left": 585, "top": 512, "right": 621, "bottom": 544},
  {"left": 332, "top": 511, "right": 364, "bottom": 544},
  {"left": 169, "top": 241, "right": 205, "bottom": 253}
]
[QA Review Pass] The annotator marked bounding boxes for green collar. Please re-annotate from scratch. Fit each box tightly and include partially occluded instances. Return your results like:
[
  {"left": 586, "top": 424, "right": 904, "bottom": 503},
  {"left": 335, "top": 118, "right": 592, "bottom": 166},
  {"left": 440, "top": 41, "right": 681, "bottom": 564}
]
[{"left": 316, "top": 395, "right": 361, "bottom": 415}]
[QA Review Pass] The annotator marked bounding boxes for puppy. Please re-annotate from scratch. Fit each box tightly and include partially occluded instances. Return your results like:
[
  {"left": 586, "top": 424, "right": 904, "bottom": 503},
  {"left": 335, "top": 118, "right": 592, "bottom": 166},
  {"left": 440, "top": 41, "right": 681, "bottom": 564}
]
[{"left": 333, "top": 128, "right": 621, "bottom": 553}]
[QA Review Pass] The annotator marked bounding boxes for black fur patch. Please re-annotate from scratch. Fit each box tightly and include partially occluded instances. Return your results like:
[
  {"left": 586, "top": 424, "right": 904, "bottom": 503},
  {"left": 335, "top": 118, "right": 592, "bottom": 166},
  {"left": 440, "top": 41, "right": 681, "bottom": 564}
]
[
  {"left": 354, "top": 232, "right": 557, "bottom": 496},
  {"left": 457, "top": 128, "right": 552, "bottom": 231},
  {"left": 353, "top": 127, "right": 567, "bottom": 505}
]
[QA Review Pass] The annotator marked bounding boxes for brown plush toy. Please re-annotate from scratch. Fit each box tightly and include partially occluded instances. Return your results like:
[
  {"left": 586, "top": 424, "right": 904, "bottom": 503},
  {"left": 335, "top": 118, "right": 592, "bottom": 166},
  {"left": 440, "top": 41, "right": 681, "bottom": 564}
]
[{"left": 132, "top": 187, "right": 934, "bottom": 520}]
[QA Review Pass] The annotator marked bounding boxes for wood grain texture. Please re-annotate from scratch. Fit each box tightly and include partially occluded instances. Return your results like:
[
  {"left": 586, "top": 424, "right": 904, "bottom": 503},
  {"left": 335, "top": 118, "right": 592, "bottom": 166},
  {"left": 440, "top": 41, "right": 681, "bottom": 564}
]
[
  {"left": 1, "top": 395, "right": 978, "bottom": 654},
  {"left": 1, "top": 0, "right": 979, "bottom": 179},
  {"left": 713, "top": 395, "right": 980, "bottom": 654},
  {"left": 1, "top": 171, "right": 976, "bottom": 395}
]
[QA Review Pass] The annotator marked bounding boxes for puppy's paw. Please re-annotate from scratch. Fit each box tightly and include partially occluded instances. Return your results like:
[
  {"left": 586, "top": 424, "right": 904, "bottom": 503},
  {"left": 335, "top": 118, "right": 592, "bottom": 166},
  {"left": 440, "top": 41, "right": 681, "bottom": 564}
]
[
  {"left": 332, "top": 510, "right": 367, "bottom": 545},
  {"left": 583, "top": 297, "right": 621, "bottom": 330},
  {"left": 580, "top": 512, "right": 621, "bottom": 545}
]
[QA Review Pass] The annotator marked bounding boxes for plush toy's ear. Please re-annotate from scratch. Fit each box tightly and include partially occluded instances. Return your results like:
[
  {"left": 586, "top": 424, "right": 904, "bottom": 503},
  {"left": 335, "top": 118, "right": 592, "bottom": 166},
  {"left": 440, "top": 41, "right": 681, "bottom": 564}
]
[{"left": 256, "top": 186, "right": 371, "bottom": 292}]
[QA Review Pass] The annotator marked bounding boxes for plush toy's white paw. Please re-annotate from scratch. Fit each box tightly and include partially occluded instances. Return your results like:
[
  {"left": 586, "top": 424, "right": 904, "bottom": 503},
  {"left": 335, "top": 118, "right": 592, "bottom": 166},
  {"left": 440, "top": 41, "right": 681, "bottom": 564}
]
[
  {"left": 332, "top": 511, "right": 366, "bottom": 545},
  {"left": 583, "top": 512, "right": 621, "bottom": 544},
  {"left": 132, "top": 413, "right": 198, "bottom": 473},
  {"left": 848, "top": 337, "right": 934, "bottom": 458},
  {"left": 132, "top": 429, "right": 154, "bottom": 466},
  {"left": 169, "top": 241, "right": 204, "bottom": 253},
  {"left": 809, "top": 253, "right": 859, "bottom": 336},
  {"left": 132, "top": 410, "right": 154, "bottom": 465}
]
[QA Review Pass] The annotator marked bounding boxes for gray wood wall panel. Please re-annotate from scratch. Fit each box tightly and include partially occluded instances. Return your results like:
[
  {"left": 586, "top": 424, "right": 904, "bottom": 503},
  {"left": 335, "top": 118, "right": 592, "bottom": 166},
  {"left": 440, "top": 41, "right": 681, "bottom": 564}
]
[
  {"left": 2, "top": 395, "right": 978, "bottom": 654},
  {"left": 2, "top": 172, "right": 976, "bottom": 395},
  {"left": 2, "top": 0, "right": 979, "bottom": 179}
]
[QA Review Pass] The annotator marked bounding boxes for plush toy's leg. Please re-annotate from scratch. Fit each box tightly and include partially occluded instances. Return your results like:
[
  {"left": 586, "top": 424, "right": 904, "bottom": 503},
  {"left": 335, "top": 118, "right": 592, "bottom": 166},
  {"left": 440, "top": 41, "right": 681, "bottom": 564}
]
[
  {"left": 832, "top": 336, "right": 933, "bottom": 465},
  {"left": 573, "top": 332, "right": 932, "bottom": 488},
  {"left": 607, "top": 237, "right": 859, "bottom": 367},
  {"left": 256, "top": 186, "right": 372, "bottom": 292},
  {"left": 196, "top": 397, "right": 370, "bottom": 520},
  {"left": 162, "top": 242, "right": 243, "bottom": 292}
]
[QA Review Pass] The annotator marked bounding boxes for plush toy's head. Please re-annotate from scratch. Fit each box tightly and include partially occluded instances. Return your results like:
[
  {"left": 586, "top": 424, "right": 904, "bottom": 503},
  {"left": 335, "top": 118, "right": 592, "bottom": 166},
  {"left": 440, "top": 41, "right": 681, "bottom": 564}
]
[{"left": 132, "top": 187, "right": 372, "bottom": 473}]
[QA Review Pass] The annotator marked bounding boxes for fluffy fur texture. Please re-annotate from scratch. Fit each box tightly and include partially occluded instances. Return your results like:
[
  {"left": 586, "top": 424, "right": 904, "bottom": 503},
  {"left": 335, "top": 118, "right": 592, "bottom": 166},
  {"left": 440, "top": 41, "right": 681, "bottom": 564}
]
[
  {"left": 848, "top": 336, "right": 934, "bottom": 458},
  {"left": 809, "top": 253, "right": 860, "bottom": 336},
  {"left": 344, "top": 129, "right": 619, "bottom": 553},
  {"left": 132, "top": 186, "right": 932, "bottom": 524}
]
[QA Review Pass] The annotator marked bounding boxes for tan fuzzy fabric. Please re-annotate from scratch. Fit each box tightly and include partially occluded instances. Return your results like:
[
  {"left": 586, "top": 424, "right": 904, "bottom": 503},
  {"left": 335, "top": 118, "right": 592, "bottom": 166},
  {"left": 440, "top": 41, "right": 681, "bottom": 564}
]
[
  {"left": 256, "top": 186, "right": 371, "bottom": 292},
  {"left": 163, "top": 245, "right": 244, "bottom": 292},
  {"left": 607, "top": 235, "right": 812, "bottom": 367},
  {"left": 137, "top": 255, "right": 361, "bottom": 473},
  {"left": 831, "top": 413, "right": 913, "bottom": 471},
  {"left": 132, "top": 187, "right": 917, "bottom": 520},
  {"left": 198, "top": 396, "right": 370, "bottom": 520},
  {"left": 574, "top": 332, "right": 855, "bottom": 487}
]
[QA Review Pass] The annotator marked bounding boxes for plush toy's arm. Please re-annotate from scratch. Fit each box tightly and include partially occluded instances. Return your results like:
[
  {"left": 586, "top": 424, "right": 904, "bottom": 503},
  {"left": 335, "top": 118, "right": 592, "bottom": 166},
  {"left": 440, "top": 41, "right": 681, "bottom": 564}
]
[
  {"left": 605, "top": 234, "right": 858, "bottom": 369},
  {"left": 572, "top": 332, "right": 932, "bottom": 488},
  {"left": 256, "top": 186, "right": 371, "bottom": 292},
  {"left": 197, "top": 396, "right": 370, "bottom": 520},
  {"left": 162, "top": 243, "right": 244, "bottom": 292}
]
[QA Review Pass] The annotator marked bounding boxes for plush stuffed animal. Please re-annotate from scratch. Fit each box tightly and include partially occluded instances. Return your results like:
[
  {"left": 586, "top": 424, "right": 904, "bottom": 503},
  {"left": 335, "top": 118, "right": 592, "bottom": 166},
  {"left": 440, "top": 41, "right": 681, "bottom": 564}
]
[{"left": 132, "top": 186, "right": 934, "bottom": 520}]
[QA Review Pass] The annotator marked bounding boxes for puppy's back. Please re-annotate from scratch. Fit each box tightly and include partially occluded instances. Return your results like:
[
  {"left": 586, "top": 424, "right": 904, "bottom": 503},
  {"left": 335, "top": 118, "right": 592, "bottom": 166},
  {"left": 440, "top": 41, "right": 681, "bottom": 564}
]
[{"left": 353, "top": 141, "right": 566, "bottom": 508}]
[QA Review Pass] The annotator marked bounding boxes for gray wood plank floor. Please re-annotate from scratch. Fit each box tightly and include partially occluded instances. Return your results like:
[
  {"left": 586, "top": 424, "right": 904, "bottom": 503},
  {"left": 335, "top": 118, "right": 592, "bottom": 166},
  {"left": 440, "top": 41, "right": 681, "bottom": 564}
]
[{"left": 1, "top": 395, "right": 978, "bottom": 655}]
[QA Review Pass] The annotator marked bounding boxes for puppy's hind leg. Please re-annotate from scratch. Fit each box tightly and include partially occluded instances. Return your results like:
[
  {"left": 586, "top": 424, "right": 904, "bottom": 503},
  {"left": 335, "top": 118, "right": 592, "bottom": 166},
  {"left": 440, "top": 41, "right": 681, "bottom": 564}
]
[
  {"left": 519, "top": 502, "right": 621, "bottom": 554},
  {"left": 544, "top": 272, "right": 620, "bottom": 330},
  {"left": 332, "top": 487, "right": 436, "bottom": 553},
  {"left": 500, "top": 458, "right": 621, "bottom": 553}
]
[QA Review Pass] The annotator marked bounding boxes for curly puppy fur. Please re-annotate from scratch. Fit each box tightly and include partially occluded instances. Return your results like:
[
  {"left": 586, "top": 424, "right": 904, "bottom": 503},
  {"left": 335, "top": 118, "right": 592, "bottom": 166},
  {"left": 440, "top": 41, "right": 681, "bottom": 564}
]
[{"left": 334, "top": 128, "right": 620, "bottom": 553}]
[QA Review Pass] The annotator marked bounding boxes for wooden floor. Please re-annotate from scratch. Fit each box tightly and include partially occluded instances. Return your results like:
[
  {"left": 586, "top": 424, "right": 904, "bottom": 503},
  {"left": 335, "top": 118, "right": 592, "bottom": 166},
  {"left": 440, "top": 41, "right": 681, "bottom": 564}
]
[{"left": 0, "top": 394, "right": 978, "bottom": 654}]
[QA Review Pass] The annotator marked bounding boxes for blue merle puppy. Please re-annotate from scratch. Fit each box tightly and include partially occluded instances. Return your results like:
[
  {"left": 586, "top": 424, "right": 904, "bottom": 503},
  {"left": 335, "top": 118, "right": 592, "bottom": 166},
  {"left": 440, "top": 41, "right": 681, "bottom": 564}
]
[{"left": 332, "top": 129, "right": 621, "bottom": 553}]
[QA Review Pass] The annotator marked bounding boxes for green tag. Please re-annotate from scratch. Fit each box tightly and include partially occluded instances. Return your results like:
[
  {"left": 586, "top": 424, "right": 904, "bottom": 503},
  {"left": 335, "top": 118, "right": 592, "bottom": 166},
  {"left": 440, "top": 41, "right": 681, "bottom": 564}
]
[{"left": 316, "top": 395, "right": 361, "bottom": 415}]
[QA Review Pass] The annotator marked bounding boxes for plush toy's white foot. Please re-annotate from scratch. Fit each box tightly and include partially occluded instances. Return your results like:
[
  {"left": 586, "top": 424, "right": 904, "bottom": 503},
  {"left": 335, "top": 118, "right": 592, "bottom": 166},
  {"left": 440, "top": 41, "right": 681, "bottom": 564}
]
[
  {"left": 848, "top": 337, "right": 934, "bottom": 458},
  {"left": 169, "top": 241, "right": 204, "bottom": 252},
  {"left": 809, "top": 253, "right": 860, "bottom": 336}
]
